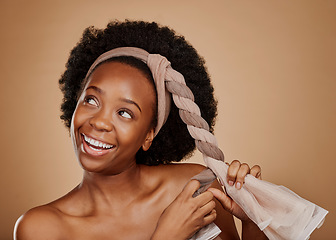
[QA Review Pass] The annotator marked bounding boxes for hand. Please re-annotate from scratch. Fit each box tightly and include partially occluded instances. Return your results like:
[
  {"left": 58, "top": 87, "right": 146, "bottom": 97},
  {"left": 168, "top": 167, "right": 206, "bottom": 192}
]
[
  {"left": 151, "top": 180, "right": 217, "bottom": 240},
  {"left": 208, "top": 160, "right": 261, "bottom": 221}
]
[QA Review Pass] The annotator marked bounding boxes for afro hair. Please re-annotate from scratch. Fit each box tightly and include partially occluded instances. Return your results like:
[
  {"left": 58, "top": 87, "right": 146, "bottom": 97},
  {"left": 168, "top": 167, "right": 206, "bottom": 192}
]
[{"left": 59, "top": 20, "right": 217, "bottom": 165}]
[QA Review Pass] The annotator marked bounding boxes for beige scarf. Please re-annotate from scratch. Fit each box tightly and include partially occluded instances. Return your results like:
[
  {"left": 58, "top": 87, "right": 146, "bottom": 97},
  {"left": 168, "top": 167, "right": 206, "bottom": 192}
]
[{"left": 85, "top": 47, "right": 328, "bottom": 240}]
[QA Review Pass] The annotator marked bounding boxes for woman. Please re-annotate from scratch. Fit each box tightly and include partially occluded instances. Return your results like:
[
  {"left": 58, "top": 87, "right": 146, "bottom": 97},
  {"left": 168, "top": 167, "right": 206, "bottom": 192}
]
[{"left": 14, "top": 20, "right": 267, "bottom": 239}]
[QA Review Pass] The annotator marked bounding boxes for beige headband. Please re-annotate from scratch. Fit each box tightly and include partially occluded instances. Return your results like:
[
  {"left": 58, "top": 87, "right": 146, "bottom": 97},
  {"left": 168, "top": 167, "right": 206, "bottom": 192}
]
[
  {"left": 85, "top": 47, "right": 223, "bottom": 161},
  {"left": 84, "top": 47, "right": 171, "bottom": 136}
]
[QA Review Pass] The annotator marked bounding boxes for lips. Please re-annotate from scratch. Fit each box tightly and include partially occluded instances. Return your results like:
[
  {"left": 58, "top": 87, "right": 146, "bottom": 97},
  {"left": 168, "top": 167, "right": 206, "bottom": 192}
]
[{"left": 81, "top": 133, "right": 115, "bottom": 156}]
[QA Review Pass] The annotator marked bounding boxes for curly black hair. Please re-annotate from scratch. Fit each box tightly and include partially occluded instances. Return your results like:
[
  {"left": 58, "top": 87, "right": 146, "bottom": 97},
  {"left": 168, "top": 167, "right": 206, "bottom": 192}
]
[{"left": 59, "top": 20, "right": 217, "bottom": 165}]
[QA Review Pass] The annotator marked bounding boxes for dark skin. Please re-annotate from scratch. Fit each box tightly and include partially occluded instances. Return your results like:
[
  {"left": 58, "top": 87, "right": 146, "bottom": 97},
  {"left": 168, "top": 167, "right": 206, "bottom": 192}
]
[{"left": 14, "top": 62, "right": 267, "bottom": 240}]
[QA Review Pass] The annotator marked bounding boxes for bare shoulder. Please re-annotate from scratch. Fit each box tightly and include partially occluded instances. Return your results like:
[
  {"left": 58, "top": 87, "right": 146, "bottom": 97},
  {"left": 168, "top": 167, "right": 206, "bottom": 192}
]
[
  {"left": 142, "top": 163, "right": 207, "bottom": 194},
  {"left": 166, "top": 162, "right": 206, "bottom": 175},
  {"left": 14, "top": 205, "right": 66, "bottom": 240},
  {"left": 154, "top": 162, "right": 206, "bottom": 181}
]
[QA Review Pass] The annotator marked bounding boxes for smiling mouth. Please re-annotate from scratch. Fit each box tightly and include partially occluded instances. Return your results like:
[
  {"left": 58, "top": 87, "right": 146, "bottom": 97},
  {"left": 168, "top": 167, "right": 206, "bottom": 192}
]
[{"left": 81, "top": 134, "right": 115, "bottom": 155}]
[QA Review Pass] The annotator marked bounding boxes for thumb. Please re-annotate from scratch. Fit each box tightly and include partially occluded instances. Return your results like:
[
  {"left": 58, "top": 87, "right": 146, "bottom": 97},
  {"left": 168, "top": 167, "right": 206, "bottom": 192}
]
[{"left": 207, "top": 188, "right": 234, "bottom": 213}]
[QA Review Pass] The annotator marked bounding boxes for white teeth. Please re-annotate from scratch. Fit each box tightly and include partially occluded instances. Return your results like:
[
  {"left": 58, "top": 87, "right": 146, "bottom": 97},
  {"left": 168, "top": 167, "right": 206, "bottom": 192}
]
[
  {"left": 82, "top": 134, "right": 113, "bottom": 149},
  {"left": 89, "top": 146, "right": 99, "bottom": 151}
]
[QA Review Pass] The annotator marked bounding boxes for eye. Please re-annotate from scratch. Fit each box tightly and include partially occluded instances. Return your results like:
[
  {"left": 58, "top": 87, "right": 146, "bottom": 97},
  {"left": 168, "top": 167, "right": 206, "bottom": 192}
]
[
  {"left": 84, "top": 96, "right": 98, "bottom": 107},
  {"left": 119, "top": 110, "right": 132, "bottom": 119}
]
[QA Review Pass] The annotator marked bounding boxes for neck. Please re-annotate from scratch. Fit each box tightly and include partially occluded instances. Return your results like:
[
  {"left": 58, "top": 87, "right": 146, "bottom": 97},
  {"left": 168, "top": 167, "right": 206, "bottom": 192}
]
[{"left": 79, "top": 163, "right": 144, "bottom": 211}]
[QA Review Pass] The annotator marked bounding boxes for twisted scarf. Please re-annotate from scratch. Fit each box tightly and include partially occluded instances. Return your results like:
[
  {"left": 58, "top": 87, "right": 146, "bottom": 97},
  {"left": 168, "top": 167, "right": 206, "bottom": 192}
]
[{"left": 84, "top": 47, "right": 328, "bottom": 240}]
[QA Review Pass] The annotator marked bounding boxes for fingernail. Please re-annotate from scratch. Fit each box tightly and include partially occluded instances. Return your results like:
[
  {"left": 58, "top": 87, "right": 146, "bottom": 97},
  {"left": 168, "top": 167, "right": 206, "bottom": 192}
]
[
  {"left": 229, "top": 180, "right": 234, "bottom": 186},
  {"left": 236, "top": 182, "right": 241, "bottom": 189}
]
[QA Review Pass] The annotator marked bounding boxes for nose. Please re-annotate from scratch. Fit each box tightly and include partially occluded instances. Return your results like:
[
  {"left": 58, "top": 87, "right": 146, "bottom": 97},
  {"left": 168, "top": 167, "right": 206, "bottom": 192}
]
[{"left": 89, "top": 109, "right": 114, "bottom": 132}]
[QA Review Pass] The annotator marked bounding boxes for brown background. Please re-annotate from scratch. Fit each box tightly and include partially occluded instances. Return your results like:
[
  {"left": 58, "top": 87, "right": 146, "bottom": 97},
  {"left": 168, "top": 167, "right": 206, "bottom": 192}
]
[{"left": 1, "top": 0, "right": 335, "bottom": 239}]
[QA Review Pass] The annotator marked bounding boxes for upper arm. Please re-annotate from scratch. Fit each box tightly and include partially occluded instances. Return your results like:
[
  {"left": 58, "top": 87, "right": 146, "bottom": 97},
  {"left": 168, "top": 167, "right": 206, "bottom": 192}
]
[
  {"left": 211, "top": 180, "right": 240, "bottom": 240},
  {"left": 14, "top": 207, "right": 65, "bottom": 240}
]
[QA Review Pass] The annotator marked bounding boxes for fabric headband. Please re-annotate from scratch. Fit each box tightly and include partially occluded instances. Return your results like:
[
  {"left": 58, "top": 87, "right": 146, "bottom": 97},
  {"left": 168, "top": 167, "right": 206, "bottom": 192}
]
[
  {"left": 84, "top": 47, "right": 172, "bottom": 137},
  {"left": 83, "top": 47, "right": 328, "bottom": 240}
]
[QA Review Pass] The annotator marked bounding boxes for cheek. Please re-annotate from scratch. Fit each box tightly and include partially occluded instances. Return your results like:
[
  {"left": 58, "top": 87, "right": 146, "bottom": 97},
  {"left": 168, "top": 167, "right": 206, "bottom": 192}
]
[
  {"left": 72, "top": 105, "right": 89, "bottom": 128},
  {"left": 70, "top": 107, "right": 86, "bottom": 144},
  {"left": 71, "top": 110, "right": 80, "bottom": 134},
  {"left": 70, "top": 109, "right": 79, "bottom": 152},
  {"left": 71, "top": 92, "right": 88, "bottom": 128},
  {"left": 116, "top": 121, "right": 147, "bottom": 147}
]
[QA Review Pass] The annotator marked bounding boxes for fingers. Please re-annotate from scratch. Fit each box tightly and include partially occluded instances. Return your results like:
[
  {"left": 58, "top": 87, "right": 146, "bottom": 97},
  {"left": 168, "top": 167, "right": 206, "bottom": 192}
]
[
  {"left": 227, "top": 160, "right": 262, "bottom": 189},
  {"left": 183, "top": 180, "right": 214, "bottom": 205},
  {"left": 198, "top": 199, "right": 216, "bottom": 216},
  {"left": 235, "top": 163, "right": 250, "bottom": 189},
  {"left": 203, "top": 209, "right": 217, "bottom": 226},
  {"left": 227, "top": 160, "right": 250, "bottom": 189},
  {"left": 178, "top": 180, "right": 217, "bottom": 231},
  {"left": 194, "top": 190, "right": 214, "bottom": 205},
  {"left": 226, "top": 160, "right": 240, "bottom": 187},
  {"left": 250, "top": 165, "right": 262, "bottom": 179},
  {"left": 185, "top": 179, "right": 217, "bottom": 218},
  {"left": 196, "top": 198, "right": 216, "bottom": 227}
]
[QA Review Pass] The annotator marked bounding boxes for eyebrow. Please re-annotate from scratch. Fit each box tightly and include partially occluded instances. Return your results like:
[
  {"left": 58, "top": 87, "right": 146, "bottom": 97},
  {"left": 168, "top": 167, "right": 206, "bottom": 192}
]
[
  {"left": 120, "top": 98, "right": 142, "bottom": 112},
  {"left": 86, "top": 86, "right": 142, "bottom": 112},
  {"left": 86, "top": 85, "right": 103, "bottom": 94}
]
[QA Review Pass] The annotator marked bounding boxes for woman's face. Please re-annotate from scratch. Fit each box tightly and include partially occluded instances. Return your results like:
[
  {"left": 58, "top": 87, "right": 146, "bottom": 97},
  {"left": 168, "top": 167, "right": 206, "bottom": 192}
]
[{"left": 70, "top": 61, "right": 156, "bottom": 175}]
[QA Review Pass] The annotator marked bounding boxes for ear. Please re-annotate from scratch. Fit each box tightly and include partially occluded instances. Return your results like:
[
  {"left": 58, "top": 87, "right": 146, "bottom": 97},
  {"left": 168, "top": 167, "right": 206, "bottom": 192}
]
[{"left": 142, "top": 128, "right": 155, "bottom": 151}]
